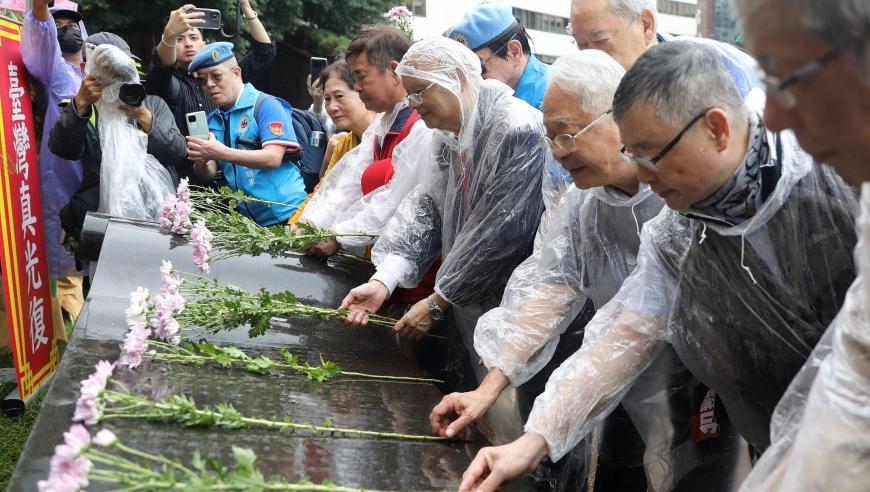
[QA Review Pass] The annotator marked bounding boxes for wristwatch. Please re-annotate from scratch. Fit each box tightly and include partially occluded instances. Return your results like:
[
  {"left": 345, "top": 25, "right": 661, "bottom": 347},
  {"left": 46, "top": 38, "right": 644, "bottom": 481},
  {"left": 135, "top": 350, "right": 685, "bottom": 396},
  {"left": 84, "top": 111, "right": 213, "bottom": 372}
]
[{"left": 428, "top": 296, "right": 445, "bottom": 322}]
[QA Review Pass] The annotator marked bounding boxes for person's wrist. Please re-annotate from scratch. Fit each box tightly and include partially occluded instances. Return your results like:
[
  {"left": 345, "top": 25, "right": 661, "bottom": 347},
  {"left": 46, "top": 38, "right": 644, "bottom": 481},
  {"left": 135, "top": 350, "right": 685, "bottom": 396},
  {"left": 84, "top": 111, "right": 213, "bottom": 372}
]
[
  {"left": 520, "top": 432, "right": 550, "bottom": 462},
  {"left": 370, "top": 279, "right": 390, "bottom": 298},
  {"left": 160, "top": 32, "right": 178, "bottom": 48},
  {"left": 138, "top": 109, "right": 153, "bottom": 133},
  {"left": 480, "top": 369, "right": 509, "bottom": 401},
  {"left": 72, "top": 96, "right": 91, "bottom": 117},
  {"left": 432, "top": 293, "right": 449, "bottom": 311}
]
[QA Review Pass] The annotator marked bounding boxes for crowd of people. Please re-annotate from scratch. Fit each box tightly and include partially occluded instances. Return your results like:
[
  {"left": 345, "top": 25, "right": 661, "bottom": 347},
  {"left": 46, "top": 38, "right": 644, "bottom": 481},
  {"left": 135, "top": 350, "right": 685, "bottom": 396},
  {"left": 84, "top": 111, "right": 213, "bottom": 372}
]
[{"left": 26, "top": 0, "right": 869, "bottom": 490}]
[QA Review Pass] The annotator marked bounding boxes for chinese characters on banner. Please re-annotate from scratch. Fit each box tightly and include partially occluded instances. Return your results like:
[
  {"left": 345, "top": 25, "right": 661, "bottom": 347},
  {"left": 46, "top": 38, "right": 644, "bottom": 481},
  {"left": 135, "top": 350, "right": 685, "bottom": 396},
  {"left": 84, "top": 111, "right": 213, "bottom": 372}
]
[{"left": 0, "top": 18, "right": 58, "bottom": 400}]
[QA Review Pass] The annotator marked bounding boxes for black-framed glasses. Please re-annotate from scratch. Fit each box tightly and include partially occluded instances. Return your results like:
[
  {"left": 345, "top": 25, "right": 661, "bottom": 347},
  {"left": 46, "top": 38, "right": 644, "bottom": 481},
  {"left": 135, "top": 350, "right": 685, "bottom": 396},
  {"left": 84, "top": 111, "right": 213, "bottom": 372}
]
[
  {"left": 621, "top": 108, "right": 711, "bottom": 171},
  {"left": 406, "top": 81, "right": 436, "bottom": 106},
  {"left": 543, "top": 109, "right": 612, "bottom": 152},
  {"left": 759, "top": 50, "right": 838, "bottom": 109},
  {"left": 480, "top": 33, "right": 518, "bottom": 76}
]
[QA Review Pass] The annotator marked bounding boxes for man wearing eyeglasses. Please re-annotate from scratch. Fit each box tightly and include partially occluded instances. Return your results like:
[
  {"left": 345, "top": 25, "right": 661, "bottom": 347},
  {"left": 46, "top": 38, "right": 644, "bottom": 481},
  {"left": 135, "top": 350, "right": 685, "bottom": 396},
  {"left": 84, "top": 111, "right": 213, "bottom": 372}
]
[
  {"left": 732, "top": 1, "right": 870, "bottom": 490},
  {"left": 460, "top": 40, "right": 858, "bottom": 492},
  {"left": 446, "top": 3, "right": 549, "bottom": 112},
  {"left": 186, "top": 42, "right": 306, "bottom": 227}
]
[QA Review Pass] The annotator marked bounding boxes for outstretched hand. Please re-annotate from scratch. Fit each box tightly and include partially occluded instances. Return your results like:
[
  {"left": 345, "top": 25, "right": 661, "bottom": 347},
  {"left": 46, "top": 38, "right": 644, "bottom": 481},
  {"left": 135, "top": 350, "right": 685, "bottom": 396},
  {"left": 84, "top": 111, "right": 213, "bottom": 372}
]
[
  {"left": 458, "top": 432, "right": 550, "bottom": 492},
  {"left": 339, "top": 281, "right": 390, "bottom": 327},
  {"left": 165, "top": 4, "right": 205, "bottom": 38},
  {"left": 430, "top": 389, "right": 494, "bottom": 438}
]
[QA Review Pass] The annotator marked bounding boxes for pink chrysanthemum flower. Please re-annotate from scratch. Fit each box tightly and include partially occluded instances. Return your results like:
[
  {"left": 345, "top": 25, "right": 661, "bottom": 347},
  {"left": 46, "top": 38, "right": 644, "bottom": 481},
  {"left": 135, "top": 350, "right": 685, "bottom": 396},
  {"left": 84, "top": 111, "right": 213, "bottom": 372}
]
[{"left": 190, "top": 220, "right": 214, "bottom": 274}]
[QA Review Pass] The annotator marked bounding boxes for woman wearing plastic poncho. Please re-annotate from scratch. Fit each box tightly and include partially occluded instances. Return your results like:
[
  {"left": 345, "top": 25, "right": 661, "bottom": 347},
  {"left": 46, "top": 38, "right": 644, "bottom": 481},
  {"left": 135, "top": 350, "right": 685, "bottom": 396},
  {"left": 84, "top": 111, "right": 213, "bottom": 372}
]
[
  {"left": 340, "top": 36, "right": 547, "bottom": 389},
  {"left": 50, "top": 41, "right": 182, "bottom": 239},
  {"left": 459, "top": 41, "right": 858, "bottom": 492}
]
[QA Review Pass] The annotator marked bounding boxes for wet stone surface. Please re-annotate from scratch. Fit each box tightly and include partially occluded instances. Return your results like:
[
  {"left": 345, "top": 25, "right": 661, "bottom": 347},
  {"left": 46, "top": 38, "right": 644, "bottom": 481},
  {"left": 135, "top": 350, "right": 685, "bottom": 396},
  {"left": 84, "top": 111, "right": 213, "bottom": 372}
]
[{"left": 9, "top": 220, "right": 524, "bottom": 491}]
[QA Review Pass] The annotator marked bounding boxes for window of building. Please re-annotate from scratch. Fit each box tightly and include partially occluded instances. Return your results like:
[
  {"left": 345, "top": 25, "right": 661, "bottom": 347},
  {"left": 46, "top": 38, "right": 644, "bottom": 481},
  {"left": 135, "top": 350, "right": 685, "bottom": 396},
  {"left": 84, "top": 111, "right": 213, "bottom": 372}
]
[
  {"left": 407, "top": 0, "right": 426, "bottom": 17},
  {"left": 657, "top": 0, "right": 697, "bottom": 17},
  {"left": 513, "top": 8, "right": 569, "bottom": 35}
]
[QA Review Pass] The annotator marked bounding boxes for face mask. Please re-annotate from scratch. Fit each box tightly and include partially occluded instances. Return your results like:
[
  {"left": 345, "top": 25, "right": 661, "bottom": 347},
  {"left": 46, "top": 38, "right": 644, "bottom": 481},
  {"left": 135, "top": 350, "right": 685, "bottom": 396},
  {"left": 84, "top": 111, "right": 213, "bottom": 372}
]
[{"left": 57, "top": 26, "right": 83, "bottom": 54}]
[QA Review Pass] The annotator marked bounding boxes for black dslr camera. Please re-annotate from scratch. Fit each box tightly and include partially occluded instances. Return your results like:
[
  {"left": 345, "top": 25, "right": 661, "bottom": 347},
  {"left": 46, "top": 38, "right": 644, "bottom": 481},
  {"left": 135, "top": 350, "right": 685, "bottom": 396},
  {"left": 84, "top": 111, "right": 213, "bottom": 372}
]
[{"left": 118, "top": 83, "right": 147, "bottom": 107}]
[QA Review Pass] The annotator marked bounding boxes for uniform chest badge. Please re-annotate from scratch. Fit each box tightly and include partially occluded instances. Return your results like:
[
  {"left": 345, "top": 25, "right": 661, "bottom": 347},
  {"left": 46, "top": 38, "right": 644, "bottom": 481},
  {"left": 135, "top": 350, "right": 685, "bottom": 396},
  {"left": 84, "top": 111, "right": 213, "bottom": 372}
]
[
  {"left": 269, "top": 121, "right": 284, "bottom": 136},
  {"left": 238, "top": 115, "right": 251, "bottom": 132}
]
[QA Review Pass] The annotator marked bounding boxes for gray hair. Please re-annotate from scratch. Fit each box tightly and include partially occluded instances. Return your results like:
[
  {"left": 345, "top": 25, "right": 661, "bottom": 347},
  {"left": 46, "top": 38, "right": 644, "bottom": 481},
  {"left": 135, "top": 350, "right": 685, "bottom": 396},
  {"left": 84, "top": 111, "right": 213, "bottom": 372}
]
[
  {"left": 549, "top": 50, "right": 626, "bottom": 115},
  {"left": 610, "top": 0, "right": 656, "bottom": 18},
  {"left": 735, "top": 0, "right": 870, "bottom": 75},
  {"left": 573, "top": 0, "right": 656, "bottom": 20},
  {"left": 613, "top": 41, "right": 747, "bottom": 128}
]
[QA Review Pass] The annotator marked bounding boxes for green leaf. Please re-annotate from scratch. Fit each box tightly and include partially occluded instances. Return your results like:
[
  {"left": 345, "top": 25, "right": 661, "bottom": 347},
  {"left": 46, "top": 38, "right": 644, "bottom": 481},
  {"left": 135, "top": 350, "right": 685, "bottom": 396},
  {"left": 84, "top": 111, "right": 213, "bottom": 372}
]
[
  {"left": 279, "top": 348, "right": 299, "bottom": 366},
  {"left": 322, "top": 417, "right": 334, "bottom": 428},
  {"left": 231, "top": 446, "right": 257, "bottom": 470},
  {"left": 191, "top": 450, "right": 205, "bottom": 473},
  {"left": 221, "top": 346, "right": 250, "bottom": 361},
  {"left": 244, "top": 356, "right": 277, "bottom": 375},
  {"left": 249, "top": 316, "right": 271, "bottom": 338},
  {"left": 273, "top": 290, "right": 298, "bottom": 304}
]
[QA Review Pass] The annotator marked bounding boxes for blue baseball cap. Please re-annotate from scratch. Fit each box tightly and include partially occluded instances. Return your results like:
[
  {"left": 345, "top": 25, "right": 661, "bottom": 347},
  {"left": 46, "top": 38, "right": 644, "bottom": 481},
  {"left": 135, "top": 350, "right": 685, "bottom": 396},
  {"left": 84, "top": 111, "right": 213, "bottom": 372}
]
[
  {"left": 188, "top": 42, "right": 235, "bottom": 72},
  {"left": 445, "top": 4, "right": 517, "bottom": 52}
]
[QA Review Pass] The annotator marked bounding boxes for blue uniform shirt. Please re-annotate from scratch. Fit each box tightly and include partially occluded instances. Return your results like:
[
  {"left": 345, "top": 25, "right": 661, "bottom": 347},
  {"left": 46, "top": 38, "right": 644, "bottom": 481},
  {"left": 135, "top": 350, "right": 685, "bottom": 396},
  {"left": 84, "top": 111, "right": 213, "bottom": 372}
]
[
  {"left": 514, "top": 55, "right": 550, "bottom": 111},
  {"left": 208, "top": 83, "right": 307, "bottom": 226},
  {"left": 514, "top": 56, "right": 571, "bottom": 189}
]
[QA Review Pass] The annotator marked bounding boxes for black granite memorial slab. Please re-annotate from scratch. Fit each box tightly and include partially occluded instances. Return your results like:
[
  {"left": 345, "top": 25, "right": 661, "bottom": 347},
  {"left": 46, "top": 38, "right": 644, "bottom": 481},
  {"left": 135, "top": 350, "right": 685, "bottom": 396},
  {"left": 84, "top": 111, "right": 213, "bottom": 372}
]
[{"left": 9, "top": 218, "right": 529, "bottom": 491}]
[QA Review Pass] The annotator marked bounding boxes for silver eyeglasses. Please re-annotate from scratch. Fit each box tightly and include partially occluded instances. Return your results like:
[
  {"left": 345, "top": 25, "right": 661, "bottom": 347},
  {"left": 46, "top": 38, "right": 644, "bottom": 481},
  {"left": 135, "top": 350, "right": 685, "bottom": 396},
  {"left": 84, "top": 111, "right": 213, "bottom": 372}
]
[
  {"left": 407, "top": 82, "right": 436, "bottom": 106},
  {"left": 543, "top": 109, "right": 612, "bottom": 153},
  {"left": 758, "top": 50, "right": 838, "bottom": 109}
]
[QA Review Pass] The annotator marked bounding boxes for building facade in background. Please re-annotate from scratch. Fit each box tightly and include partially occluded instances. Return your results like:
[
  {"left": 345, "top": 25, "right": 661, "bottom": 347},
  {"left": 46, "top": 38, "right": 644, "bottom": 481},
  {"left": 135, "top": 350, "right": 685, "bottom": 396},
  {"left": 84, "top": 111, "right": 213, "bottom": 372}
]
[
  {"left": 697, "top": 0, "right": 742, "bottom": 45},
  {"left": 407, "top": 0, "right": 703, "bottom": 64}
]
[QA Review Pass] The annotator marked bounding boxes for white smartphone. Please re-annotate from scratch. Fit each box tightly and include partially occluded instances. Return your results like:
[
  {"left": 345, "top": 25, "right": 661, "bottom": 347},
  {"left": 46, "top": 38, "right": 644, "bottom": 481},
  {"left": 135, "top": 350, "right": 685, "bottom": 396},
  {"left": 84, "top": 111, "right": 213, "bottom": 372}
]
[{"left": 185, "top": 111, "right": 209, "bottom": 139}]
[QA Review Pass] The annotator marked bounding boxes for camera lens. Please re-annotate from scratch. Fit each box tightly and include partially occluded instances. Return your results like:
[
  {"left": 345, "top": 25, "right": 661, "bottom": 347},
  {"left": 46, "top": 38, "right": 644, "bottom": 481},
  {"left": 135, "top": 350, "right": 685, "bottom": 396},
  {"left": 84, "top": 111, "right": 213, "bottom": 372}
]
[
  {"left": 188, "top": 115, "right": 196, "bottom": 122},
  {"left": 119, "top": 83, "right": 146, "bottom": 107}
]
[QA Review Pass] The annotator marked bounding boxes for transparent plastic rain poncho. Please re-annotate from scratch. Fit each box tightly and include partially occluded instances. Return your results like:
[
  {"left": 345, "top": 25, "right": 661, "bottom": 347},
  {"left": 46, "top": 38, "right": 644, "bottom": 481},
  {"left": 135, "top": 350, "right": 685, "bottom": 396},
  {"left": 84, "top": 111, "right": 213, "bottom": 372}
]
[
  {"left": 740, "top": 183, "right": 870, "bottom": 492},
  {"left": 297, "top": 99, "right": 434, "bottom": 249},
  {"left": 87, "top": 44, "right": 174, "bottom": 221},
  {"left": 474, "top": 184, "right": 664, "bottom": 386},
  {"left": 524, "top": 129, "right": 858, "bottom": 462},
  {"left": 370, "top": 37, "right": 546, "bottom": 310}
]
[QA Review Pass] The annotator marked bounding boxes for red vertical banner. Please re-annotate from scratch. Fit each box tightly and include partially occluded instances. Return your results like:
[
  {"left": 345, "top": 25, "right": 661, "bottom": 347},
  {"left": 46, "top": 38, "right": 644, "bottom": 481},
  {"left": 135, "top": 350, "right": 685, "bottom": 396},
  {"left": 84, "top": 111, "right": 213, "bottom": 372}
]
[{"left": 0, "top": 19, "right": 59, "bottom": 400}]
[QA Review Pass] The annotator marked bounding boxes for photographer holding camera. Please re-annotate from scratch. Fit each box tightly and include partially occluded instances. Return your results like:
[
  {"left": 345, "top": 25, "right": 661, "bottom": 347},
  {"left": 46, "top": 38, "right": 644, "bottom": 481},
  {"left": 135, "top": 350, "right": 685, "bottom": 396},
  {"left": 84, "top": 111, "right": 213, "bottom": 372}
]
[{"left": 49, "top": 33, "right": 186, "bottom": 246}]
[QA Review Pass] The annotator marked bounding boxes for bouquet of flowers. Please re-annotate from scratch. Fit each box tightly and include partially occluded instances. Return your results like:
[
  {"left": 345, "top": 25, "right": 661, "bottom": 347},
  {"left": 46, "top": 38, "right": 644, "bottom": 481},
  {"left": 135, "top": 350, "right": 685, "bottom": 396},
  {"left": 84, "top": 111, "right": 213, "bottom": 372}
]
[
  {"left": 40, "top": 422, "right": 386, "bottom": 491},
  {"left": 158, "top": 180, "right": 378, "bottom": 273},
  {"left": 124, "top": 261, "right": 399, "bottom": 344}
]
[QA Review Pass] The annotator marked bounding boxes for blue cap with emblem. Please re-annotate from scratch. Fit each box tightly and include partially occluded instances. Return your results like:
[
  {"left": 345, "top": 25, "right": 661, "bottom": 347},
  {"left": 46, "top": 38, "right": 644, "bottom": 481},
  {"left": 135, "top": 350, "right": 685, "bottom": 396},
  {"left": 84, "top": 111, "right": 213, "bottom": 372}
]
[
  {"left": 445, "top": 3, "right": 517, "bottom": 52},
  {"left": 188, "top": 41, "right": 236, "bottom": 72}
]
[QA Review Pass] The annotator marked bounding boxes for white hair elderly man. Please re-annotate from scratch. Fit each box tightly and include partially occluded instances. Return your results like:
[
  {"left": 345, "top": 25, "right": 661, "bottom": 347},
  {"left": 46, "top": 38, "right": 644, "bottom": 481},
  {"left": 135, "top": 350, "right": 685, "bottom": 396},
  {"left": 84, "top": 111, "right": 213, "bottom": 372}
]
[
  {"left": 431, "top": 50, "right": 659, "bottom": 491},
  {"left": 431, "top": 48, "right": 744, "bottom": 491},
  {"left": 570, "top": 0, "right": 665, "bottom": 69},
  {"left": 459, "top": 40, "right": 858, "bottom": 492},
  {"left": 733, "top": 1, "right": 870, "bottom": 490}
]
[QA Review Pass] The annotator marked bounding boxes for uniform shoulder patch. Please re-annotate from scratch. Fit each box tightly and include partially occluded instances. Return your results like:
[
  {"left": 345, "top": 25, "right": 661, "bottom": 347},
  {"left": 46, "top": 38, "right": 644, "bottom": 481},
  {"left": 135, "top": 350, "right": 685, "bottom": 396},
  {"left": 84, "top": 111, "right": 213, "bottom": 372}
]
[
  {"left": 269, "top": 121, "right": 284, "bottom": 136},
  {"left": 450, "top": 33, "right": 468, "bottom": 47}
]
